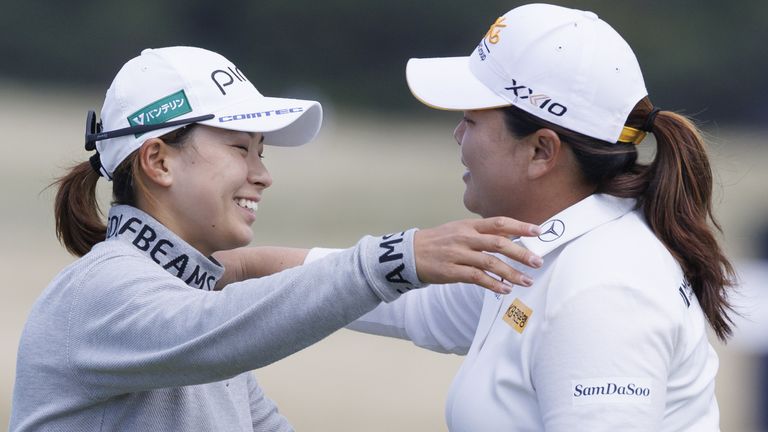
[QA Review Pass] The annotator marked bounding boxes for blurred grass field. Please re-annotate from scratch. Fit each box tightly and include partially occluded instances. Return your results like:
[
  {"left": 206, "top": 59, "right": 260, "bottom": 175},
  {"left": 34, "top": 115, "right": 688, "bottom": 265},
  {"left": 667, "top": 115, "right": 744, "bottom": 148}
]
[{"left": 1, "top": 83, "right": 767, "bottom": 430}]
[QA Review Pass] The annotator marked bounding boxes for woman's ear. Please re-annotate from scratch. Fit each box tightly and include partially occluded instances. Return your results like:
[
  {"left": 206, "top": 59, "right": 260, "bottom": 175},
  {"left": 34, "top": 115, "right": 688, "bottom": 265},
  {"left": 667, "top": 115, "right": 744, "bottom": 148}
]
[
  {"left": 138, "top": 138, "right": 173, "bottom": 187},
  {"left": 527, "top": 128, "right": 562, "bottom": 180}
]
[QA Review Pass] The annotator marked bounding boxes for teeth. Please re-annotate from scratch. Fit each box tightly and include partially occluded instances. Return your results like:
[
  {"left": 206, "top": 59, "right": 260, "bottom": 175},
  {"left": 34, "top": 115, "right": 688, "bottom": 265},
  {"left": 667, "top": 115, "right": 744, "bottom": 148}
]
[{"left": 235, "top": 198, "right": 258, "bottom": 212}]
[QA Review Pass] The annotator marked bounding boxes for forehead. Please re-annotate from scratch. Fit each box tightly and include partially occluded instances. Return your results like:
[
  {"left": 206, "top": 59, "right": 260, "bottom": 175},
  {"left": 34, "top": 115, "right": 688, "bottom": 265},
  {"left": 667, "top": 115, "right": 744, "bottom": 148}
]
[
  {"left": 467, "top": 108, "right": 504, "bottom": 119},
  {"left": 466, "top": 109, "right": 508, "bottom": 132},
  {"left": 195, "top": 125, "right": 262, "bottom": 142}
]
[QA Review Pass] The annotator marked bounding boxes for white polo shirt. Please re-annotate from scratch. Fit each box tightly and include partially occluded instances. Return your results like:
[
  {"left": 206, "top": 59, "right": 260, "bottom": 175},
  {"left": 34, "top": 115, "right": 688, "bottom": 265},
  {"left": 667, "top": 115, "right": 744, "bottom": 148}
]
[{"left": 309, "top": 194, "right": 720, "bottom": 431}]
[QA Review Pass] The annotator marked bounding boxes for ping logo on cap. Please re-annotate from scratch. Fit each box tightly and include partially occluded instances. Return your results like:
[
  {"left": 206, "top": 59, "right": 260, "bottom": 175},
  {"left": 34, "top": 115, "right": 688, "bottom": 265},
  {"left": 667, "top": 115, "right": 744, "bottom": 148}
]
[
  {"left": 485, "top": 17, "right": 507, "bottom": 44},
  {"left": 503, "top": 298, "right": 533, "bottom": 334},
  {"left": 127, "top": 90, "right": 192, "bottom": 137},
  {"left": 211, "top": 66, "right": 249, "bottom": 96}
]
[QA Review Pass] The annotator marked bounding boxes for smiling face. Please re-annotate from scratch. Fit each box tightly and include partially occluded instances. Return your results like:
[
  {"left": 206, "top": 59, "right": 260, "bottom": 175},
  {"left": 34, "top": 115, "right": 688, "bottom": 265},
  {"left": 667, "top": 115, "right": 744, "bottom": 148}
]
[
  {"left": 149, "top": 125, "right": 272, "bottom": 256},
  {"left": 454, "top": 109, "right": 533, "bottom": 219}
]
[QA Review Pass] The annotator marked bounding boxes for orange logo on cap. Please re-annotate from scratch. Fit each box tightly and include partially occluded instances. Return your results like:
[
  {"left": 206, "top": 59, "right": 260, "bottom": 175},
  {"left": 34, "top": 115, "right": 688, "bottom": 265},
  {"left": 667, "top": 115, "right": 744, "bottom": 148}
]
[{"left": 485, "top": 17, "right": 507, "bottom": 44}]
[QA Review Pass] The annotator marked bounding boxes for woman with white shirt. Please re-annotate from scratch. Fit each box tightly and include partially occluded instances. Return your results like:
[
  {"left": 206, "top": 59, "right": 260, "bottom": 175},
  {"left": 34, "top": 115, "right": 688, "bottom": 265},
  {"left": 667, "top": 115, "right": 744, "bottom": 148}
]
[{"left": 245, "top": 4, "right": 736, "bottom": 430}]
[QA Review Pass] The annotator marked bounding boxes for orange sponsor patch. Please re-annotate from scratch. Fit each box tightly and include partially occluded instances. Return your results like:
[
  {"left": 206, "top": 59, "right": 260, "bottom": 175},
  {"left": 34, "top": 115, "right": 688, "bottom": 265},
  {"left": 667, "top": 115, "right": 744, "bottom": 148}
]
[{"left": 503, "top": 298, "right": 533, "bottom": 334}]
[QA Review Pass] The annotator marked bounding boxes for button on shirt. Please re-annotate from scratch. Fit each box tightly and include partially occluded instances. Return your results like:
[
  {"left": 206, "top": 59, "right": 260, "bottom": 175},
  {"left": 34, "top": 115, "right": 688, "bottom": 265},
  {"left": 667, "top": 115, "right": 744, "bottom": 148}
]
[{"left": 324, "top": 194, "right": 719, "bottom": 431}]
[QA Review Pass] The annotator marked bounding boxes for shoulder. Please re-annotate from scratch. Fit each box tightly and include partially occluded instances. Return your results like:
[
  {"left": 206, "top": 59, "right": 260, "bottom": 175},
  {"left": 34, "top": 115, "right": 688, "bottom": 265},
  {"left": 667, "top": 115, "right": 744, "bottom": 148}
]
[
  {"left": 545, "top": 210, "right": 686, "bottom": 318},
  {"left": 42, "top": 240, "right": 153, "bottom": 295},
  {"left": 56, "top": 240, "right": 189, "bottom": 312},
  {"left": 79, "top": 240, "right": 171, "bottom": 285}
]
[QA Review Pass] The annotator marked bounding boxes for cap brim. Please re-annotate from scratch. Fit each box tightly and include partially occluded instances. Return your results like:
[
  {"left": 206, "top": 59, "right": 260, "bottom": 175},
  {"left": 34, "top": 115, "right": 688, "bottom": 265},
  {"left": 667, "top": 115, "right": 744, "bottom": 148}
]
[
  {"left": 406, "top": 57, "right": 511, "bottom": 111},
  {"left": 200, "top": 97, "right": 322, "bottom": 147}
]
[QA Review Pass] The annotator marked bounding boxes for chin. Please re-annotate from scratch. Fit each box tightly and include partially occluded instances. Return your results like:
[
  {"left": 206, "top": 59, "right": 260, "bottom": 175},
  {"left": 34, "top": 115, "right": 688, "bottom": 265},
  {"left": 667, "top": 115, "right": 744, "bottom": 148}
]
[
  {"left": 217, "top": 233, "right": 253, "bottom": 253},
  {"left": 462, "top": 194, "right": 482, "bottom": 216},
  {"left": 232, "top": 235, "right": 254, "bottom": 249}
]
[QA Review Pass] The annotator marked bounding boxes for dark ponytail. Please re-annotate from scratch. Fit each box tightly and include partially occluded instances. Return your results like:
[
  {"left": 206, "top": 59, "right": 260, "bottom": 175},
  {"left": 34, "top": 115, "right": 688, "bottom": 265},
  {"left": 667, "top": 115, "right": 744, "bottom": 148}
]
[
  {"left": 53, "top": 125, "right": 196, "bottom": 257},
  {"left": 53, "top": 162, "right": 106, "bottom": 257},
  {"left": 627, "top": 100, "right": 735, "bottom": 341},
  {"left": 502, "top": 99, "right": 736, "bottom": 341}
]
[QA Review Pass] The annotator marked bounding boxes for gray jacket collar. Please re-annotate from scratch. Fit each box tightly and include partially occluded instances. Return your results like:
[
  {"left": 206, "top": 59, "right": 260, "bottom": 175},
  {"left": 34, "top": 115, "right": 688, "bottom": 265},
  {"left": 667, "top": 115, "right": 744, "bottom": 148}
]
[{"left": 105, "top": 205, "right": 223, "bottom": 290}]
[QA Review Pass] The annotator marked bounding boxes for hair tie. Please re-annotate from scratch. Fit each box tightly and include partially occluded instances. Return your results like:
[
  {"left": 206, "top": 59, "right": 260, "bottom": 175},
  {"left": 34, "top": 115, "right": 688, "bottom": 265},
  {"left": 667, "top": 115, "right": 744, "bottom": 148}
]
[
  {"left": 642, "top": 107, "right": 661, "bottom": 133},
  {"left": 88, "top": 152, "right": 108, "bottom": 179}
]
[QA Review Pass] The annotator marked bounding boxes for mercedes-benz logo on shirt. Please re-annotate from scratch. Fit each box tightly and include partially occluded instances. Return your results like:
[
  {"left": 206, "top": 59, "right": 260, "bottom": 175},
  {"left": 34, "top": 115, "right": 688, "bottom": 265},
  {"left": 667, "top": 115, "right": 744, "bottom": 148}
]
[{"left": 538, "top": 219, "right": 565, "bottom": 242}]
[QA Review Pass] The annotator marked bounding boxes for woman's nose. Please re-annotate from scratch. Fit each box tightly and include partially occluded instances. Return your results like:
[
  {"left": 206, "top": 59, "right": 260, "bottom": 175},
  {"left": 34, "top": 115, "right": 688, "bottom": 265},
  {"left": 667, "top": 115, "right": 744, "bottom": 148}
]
[
  {"left": 248, "top": 157, "right": 272, "bottom": 189},
  {"left": 453, "top": 121, "right": 466, "bottom": 146}
]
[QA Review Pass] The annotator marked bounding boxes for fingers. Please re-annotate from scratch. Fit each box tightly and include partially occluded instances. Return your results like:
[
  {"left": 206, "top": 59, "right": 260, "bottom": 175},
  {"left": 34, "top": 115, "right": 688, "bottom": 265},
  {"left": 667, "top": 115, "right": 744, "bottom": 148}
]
[
  {"left": 466, "top": 218, "right": 543, "bottom": 291},
  {"left": 470, "top": 233, "right": 543, "bottom": 269},
  {"left": 474, "top": 216, "right": 542, "bottom": 238},
  {"left": 469, "top": 250, "right": 535, "bottom": 287},
  {"left": 413, "top": 216, "right": 544, "bottom": 294},
  {"left": 449, "top": 265, "right": 519, "bottom": 295}
]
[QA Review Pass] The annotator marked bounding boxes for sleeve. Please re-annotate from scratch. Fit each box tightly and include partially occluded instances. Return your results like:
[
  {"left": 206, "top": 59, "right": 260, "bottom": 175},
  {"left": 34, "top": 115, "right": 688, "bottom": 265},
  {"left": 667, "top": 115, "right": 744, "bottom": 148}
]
[
  {"left": 347, "top": 284, "right": 484, "bottom": 355},
  {"left": 67, "top": 231, "right": 425, "bottom": 399},
  {"left": 246, "top": 373, "right": 293, "bottom": 432},
  {"left": 306, "top": 247, "right": 484, "bottom": 355},
  {"left": 530, "top": 284, "right": 674, "bottom": 431}
]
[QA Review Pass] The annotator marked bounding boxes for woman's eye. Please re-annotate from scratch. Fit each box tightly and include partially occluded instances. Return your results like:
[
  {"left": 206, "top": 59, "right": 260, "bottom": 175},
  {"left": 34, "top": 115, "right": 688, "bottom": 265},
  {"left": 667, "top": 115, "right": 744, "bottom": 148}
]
[{"left": 234, "top": 145, "right": 248, "bottom": 152}]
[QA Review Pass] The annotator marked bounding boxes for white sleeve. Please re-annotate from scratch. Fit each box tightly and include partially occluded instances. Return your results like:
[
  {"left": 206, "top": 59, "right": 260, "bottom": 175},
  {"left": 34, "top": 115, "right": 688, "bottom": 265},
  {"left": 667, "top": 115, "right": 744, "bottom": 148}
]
[
  {"left": 306, "top": 247, "right": 484, "bottom": 355},
  {"left": 531, "top": 285, "right": 673, "bottom": 431}
]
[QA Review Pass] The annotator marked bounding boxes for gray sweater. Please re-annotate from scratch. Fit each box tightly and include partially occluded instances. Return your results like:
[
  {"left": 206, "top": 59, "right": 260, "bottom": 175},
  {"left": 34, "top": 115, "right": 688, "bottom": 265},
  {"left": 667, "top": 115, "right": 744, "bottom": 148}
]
[{"left": 11, "top": 205, "right": 422, "bottom": 431}]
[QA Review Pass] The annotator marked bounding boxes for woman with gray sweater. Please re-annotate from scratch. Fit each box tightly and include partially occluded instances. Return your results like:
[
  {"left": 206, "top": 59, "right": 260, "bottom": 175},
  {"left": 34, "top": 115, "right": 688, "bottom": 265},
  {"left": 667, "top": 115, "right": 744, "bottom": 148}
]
[{"left": 10, "top": 46, "right": 541, "bottom": 431}]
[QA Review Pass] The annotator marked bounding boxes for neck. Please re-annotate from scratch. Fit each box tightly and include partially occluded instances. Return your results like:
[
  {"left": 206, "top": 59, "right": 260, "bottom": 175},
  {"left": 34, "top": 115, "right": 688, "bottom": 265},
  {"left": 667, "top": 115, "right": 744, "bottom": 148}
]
[
  {"left": 508, "top": 177, "right": 596, "bottom": 225},
  {"left": 522, "top": 190, "right": 594, "bottom": 225},
  {"left": 136, "top": 196, "right": 208, "bottom": 255}
]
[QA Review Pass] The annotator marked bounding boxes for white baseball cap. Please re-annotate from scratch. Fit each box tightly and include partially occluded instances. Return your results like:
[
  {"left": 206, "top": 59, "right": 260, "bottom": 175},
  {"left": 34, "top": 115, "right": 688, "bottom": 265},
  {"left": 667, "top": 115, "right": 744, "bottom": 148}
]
[
  {"left": 87, "top": 46, "right": 322, "bottom": 178},
  {"left": 406, "top": 4, "right": 647, "bottom": 143}
]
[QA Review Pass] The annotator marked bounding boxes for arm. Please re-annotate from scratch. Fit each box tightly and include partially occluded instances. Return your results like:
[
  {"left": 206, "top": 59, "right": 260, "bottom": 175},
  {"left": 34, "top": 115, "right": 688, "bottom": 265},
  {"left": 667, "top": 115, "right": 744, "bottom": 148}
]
[
  {"left": 531, "top": 285, "right": 673, "bottom": 431},
  {"left": 212, "top": 217, "right": 543, "bottom": 353},
  {"left": 307, "top": 248, "right": 484, "bottom": 355},
  {"left": 214, "top": 217, "right": 543, "bottom": 294},
  {"left": 69, "top": 232, "right": 419, "bottom": 398},
  {"left": 347, "top": 283, "right": 484, "bottom": 354},
  {"left": 70, "top": 218, "right": 540, "bottom": 398},
  {"left": 213, "top": 246, "right": 308, "bottom": 289}
]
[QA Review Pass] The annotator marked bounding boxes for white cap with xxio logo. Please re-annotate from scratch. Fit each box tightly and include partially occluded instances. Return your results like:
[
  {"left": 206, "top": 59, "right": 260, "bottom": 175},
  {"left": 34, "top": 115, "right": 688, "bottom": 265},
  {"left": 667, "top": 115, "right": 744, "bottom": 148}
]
[
  {"left": 405, "top": 4, "right": 647, "bottom": 144},
  {"left": 92, "top": 46, "right": 322, "bottom": 178}
]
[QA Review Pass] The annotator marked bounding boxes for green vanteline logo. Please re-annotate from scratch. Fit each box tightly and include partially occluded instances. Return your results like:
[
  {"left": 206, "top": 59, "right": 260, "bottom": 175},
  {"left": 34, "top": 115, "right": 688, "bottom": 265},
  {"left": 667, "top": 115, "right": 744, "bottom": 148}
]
[{"left": 127, "top": 90, "right": 193, "bottom": 137}]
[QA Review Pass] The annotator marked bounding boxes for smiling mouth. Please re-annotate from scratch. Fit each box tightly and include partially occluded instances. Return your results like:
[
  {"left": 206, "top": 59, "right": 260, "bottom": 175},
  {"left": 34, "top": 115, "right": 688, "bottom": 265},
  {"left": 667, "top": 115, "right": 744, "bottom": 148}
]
[{"left": 235, "top": 198, "right": 259, "bottom": 213}]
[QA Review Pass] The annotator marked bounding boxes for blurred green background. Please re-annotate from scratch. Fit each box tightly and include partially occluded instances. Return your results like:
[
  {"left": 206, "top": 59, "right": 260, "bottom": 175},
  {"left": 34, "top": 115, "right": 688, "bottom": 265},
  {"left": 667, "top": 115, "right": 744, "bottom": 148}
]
[
  {"left": 2, "top": 1, "right": 767, "bottom": 431},
  {"left": 2, "top": 0, "right": 767, "bottom": 123}
]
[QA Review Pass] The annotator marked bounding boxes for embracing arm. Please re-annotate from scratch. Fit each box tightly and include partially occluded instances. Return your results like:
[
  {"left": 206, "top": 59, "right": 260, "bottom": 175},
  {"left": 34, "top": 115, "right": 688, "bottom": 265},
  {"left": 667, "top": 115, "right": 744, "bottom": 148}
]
[
  {"left": 215, "top": 217, "right": 543, "bottom": 294},
  {"left": 347, "top": 282, "right": 485, "bottom": 354},
  {"left": 213, "top": 246, "right": 309, "bottom": 289},
  {"left": 213, "top": 218, "right": 542, "bottom": 354},
  {"left": 69, "top": 218, "right": 540, "bottom": 399},
  {"left": 68, "top": 232, "right": 419, "bottom": 398},
  {"left": 306, "top": 247, "right": 485, "bottom": 354}
]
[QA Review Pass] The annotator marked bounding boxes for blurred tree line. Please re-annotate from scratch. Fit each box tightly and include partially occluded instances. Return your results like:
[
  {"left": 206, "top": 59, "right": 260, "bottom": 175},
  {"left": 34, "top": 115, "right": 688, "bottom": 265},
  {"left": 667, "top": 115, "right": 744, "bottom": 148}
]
[{"left": 1, "top": 0, "right": 766, "bottom": 125}]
